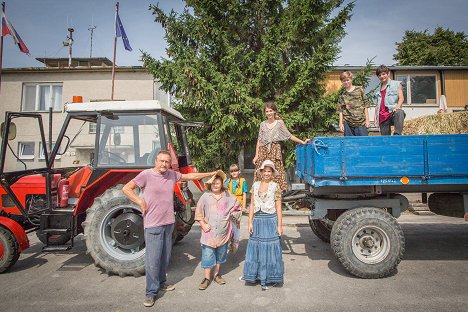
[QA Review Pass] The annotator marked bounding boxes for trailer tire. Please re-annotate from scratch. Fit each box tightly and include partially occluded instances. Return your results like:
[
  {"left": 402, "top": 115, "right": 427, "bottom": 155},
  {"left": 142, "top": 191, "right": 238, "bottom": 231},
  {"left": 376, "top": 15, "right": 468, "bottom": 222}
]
[
  {"left": 83, "top": 185, "right": 146, "bottom": 277},
  {"left": 308, "top": 217, "right": 332, "bottom": 243},
  {"left": 0, "top": 227, "right": 20, "bottom": 273},
  {"left": 330, "top": 207, "right": 405, "bottom": 279}
]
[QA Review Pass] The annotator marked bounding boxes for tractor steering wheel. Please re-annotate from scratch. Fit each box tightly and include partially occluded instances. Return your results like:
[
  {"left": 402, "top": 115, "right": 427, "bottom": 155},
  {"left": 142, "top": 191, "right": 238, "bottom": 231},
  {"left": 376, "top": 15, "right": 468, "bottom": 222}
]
[{"left": 100, "top": 150, "right": 127, "bottom": 165}]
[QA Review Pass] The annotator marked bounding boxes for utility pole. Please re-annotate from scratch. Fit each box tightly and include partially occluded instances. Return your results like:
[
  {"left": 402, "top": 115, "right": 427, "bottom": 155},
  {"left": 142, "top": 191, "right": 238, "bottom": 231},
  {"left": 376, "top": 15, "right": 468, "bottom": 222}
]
[
  {"left": 88, "top": 24, "right": 96, "bottom": 58},
  {"left": 66, "top": 27, "right": 74, "bottom": 68}
]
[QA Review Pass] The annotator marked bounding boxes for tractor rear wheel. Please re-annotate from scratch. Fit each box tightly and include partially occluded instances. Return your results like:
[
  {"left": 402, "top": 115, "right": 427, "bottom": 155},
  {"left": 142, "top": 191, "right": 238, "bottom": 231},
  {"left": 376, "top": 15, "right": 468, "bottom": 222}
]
[
  {"left": 0, "top": 227, "right": 20, "bottom": 273},
  {"left": 83, "top": 185, "right": 145, "bottom": 277}
]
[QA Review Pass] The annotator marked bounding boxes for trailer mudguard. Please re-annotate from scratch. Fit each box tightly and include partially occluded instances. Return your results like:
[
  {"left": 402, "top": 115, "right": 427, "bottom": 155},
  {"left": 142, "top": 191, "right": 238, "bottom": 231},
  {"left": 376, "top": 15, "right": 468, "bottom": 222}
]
[{"left": 0, "top": 216, "right": 29, "bottom": 251}]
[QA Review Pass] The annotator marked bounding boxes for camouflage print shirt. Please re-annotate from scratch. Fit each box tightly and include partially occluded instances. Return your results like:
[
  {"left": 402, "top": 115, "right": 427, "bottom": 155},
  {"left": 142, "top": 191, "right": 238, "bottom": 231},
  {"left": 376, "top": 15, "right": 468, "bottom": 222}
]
[{"left": 336, "top": 86, "right": 370, "bottom": 127}]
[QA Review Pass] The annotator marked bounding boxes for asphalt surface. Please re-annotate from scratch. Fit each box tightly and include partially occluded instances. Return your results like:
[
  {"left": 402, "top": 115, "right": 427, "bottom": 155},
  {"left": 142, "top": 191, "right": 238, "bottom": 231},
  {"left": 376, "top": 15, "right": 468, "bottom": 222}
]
[{"left": 1, "top": 213, "right": 467, "bottom": 312}]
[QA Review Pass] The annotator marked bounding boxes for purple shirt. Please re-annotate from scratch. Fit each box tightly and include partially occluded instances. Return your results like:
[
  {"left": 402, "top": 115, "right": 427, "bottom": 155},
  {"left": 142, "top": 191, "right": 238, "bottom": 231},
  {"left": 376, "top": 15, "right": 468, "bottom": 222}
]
[{"left": 133, "top": 169, "right": 182, "bottom": 228}]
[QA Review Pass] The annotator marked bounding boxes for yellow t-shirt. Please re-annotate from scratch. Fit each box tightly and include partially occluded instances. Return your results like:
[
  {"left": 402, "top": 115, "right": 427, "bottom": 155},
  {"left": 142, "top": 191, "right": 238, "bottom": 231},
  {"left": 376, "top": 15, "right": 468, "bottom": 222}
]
[{"left": 225, "top": 178, "right": 247, "bottom": 205}]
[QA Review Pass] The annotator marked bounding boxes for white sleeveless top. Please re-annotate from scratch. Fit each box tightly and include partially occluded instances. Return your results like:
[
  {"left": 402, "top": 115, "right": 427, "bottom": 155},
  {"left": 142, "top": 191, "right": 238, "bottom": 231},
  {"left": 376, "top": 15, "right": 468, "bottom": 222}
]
[{"left": 251, "top": 181, "right": 280, "bottom": 214}]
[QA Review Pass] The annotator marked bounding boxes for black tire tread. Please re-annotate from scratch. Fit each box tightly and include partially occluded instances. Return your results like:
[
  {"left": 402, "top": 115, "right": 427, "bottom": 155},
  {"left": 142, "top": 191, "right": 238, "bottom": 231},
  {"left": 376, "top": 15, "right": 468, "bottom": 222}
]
[
  {"left": 83, "top": 184, "right": 145, "bottom": 277},
  {"left": 330, "top": 207, "right": 405, "bottom": 279},
  {"left": 309, "top": 218, "right": 331, "bottom": 243},
  {"left": 0, "top": 227, "right": 20, "bottom": 273}
]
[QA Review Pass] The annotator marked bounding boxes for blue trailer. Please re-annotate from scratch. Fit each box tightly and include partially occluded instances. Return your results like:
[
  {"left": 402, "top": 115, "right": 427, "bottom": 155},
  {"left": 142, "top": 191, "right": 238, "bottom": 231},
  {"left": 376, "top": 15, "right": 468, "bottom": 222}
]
[{"left": 295, "top": 134, "right": 468, "bottom": 278}]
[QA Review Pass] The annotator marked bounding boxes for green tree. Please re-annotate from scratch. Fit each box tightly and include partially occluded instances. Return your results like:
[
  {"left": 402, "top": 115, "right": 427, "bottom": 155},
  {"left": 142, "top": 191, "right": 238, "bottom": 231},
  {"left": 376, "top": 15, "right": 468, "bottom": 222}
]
[
  {"left": 142, "top": 0, "right": 354, "bottom": 171},
  {"left": 394, "top": 27, "right": 468, "bottom": 66}
]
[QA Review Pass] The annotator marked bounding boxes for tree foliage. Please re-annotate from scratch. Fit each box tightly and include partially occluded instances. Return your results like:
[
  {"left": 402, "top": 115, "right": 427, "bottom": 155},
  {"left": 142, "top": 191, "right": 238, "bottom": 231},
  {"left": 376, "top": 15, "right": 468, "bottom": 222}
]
[
  {"left": 394, "top": 27, "right": 468, "bottom": 66},
  {"left": 142, "top": 0, "right": 354, "bottom": 171}
]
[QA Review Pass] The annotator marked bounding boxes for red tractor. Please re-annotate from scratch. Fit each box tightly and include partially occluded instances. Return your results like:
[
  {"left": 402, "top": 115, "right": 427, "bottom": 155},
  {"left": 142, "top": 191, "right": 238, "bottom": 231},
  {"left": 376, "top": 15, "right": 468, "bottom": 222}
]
[{"left": 0, "top": 100, "right": 203, "bottom": 276}]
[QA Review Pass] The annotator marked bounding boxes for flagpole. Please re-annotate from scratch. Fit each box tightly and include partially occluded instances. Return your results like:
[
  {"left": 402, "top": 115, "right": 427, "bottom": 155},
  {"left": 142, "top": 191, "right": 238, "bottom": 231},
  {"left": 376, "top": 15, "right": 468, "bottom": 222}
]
[
  {"left": 111, "top": 2, "right": 118, "bottom": 100},
  {"left": 0, "top": 1, "right": 6, "bottom": 94}
]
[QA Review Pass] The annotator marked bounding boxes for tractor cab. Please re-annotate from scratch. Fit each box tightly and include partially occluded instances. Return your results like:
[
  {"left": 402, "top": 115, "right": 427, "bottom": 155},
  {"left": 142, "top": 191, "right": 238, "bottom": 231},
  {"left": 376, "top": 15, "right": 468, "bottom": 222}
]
[{"left": 0, "top": 100, "right": 201, "bottom": 275}]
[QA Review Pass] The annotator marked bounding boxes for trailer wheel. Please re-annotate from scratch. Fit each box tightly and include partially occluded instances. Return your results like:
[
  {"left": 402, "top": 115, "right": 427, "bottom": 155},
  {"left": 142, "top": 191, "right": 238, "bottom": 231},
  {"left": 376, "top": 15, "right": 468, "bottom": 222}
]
[
  {"left": 308, "top": 216, "right": 332, "bottom": 243},
  {"left": 83, "top": 185, "right": 145, "bottom": 277},
  {"left": 0, "top": 227, "right": 20, "bottom": 273},
  {"left": 330, "top": 207, "right": 405, "bottom": 279}
]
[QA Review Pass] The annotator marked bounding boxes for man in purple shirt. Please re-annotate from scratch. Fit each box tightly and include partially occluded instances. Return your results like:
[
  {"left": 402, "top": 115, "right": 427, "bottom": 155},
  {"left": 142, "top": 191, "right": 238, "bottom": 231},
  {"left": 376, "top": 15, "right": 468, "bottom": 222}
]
[{"left": 123, "top": 150, "right": 215, "bottom": 307}]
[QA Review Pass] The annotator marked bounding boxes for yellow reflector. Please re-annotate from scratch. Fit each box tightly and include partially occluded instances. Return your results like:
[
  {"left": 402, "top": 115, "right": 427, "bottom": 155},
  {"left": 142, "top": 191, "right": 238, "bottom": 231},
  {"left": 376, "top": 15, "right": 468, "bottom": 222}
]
[{"left": 400, "top": 177, "right": 409, "bottom": 184}]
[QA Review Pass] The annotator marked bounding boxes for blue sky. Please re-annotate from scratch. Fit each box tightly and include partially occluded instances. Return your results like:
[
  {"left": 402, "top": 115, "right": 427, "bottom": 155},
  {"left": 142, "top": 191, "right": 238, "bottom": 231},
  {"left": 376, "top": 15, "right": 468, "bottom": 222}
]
[{"left": 1, "top": 0, "right": 467, "bottom": 68}]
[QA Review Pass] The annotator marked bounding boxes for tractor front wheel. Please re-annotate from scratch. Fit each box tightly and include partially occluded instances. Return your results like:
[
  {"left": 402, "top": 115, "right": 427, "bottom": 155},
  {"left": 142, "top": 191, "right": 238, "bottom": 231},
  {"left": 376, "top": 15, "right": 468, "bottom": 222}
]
[
  {"left": 83, "top": 185, "right": 145, "bottom": 277},
  {"left": 0, "top": 227, "right": 20, "bottom": 273}
]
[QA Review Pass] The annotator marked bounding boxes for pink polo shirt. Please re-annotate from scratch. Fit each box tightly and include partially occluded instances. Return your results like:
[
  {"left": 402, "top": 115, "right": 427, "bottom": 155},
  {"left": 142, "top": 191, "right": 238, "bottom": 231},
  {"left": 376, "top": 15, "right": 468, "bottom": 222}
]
[{"left": 133, "top": 169, "right": 182, "bottom": 228}]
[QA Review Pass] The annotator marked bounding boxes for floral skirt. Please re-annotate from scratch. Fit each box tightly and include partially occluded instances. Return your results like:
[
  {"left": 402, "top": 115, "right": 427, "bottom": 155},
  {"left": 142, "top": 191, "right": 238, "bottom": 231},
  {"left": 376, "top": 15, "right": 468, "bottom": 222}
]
[
  {"left": 243, "top": 212, "right": 284, "bottom": 286},
  {"left": 255, "top": 143, "right": 287, "bottom": 191}
]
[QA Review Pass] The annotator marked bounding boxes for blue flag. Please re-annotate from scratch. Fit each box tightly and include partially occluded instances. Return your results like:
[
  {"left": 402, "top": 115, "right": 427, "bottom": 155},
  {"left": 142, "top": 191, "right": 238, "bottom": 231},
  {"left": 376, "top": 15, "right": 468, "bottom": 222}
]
[{"left": 116, "top": 12, "right": 132, "bottom": 51}]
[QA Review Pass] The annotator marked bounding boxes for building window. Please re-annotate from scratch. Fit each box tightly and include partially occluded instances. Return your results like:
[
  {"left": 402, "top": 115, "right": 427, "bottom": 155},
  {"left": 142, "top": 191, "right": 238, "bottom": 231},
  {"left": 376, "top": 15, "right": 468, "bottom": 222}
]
[
  {"left": 22, "top": 83, "right": 63, "bottom": 112},
  {"left": 89, "top": 123, "right": 96, "bottom": 134},
  {"left": 39, "top": 142, "right": 61, "bottom": 160},
  {"left": 18, "top": 142, "right": 35, "bottom": 159},
  {"left": 396, "top": 75, "right": 437, "bottom": 105}
]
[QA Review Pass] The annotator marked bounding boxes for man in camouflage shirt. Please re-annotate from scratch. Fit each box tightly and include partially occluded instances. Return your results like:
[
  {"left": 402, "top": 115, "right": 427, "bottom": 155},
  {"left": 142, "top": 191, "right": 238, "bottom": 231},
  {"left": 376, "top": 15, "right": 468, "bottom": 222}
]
[{"left": 337, "top": 71, "right": 371, "bottom": 136}]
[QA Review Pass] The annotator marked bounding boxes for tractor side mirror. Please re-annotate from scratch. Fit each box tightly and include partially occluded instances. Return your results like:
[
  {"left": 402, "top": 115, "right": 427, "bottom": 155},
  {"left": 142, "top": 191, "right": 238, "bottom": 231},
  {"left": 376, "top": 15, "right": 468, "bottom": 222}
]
[
  {"left": 113, "top": 133, "right": 121, "bottom": 146},
  {"left": 0, "top": 122, "right": 16, "bottom": 140}
]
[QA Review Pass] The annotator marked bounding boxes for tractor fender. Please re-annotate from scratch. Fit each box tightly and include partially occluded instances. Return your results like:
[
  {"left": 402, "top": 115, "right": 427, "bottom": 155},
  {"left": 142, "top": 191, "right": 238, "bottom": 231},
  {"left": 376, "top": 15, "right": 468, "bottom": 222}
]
[
  {"left": 180, "top": 165, "right": 204, "bottom": 192},
  {"left": 0, "top": 216, "right": 29, "bottom": 251}
]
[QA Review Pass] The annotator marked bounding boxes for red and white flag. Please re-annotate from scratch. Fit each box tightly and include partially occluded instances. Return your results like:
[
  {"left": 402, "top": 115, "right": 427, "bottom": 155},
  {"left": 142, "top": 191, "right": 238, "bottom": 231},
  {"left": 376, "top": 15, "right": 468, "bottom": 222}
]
[{"left": 1, "top": 11, "right": 29, "bottom": 54}]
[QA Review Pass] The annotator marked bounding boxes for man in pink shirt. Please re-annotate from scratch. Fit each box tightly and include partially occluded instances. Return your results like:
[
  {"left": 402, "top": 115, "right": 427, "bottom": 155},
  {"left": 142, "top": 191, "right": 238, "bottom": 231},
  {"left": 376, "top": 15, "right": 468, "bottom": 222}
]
[{"left": 123, "top": 150, "right": 215, "bottom": 307}]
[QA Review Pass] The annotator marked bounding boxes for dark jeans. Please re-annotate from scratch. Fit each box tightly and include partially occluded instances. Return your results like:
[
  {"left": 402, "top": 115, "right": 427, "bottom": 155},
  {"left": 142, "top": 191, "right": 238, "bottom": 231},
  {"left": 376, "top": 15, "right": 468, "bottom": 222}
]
[
  {"left": 145, "top": 223, "right": 174, "bottom": 298},
  {"left": 344, "top": 122, "right": 368, "bottom": 136},
  {"left": 379, "top": 110, "right": 405, "bottom": 135}
]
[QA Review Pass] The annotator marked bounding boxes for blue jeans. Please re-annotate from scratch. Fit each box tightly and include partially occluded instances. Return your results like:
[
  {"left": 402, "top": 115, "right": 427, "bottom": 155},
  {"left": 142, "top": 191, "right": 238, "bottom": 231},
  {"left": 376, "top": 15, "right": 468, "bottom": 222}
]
[
  {"left": 144, "top": 223, "right": 174, "bottom": 298},
  {"left": 201, "top": 243, "right": 228, "bottom": 269},
  {"left": 344, "top": 122, "right": 368, "bottom": 136}
]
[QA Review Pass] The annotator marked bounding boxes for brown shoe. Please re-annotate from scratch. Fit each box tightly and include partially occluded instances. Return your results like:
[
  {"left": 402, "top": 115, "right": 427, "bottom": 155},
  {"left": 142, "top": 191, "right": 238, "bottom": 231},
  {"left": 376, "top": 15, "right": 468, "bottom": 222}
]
[
  {"left": 199, "top": 278, "right": 211, "bottom": 290},
  {"left": 143, "top": 296, "right": 155, "bottom": 307},
  {"left": 214, "top": 275, "right": 226, "bottom": 285},
  {"left": 160, "top": 284, "right": 175, "bottom": 291}
]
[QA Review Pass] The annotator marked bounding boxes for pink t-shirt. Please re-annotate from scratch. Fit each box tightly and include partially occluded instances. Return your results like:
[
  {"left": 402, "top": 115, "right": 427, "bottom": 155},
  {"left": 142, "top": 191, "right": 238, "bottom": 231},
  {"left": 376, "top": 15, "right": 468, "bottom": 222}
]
[{"left": 132, "top": 169, "right": 182, "bottom": 228}]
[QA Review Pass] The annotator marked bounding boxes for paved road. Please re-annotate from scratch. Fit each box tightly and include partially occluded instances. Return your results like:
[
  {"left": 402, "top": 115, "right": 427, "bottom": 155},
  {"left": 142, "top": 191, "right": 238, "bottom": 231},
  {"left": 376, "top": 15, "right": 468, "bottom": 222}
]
[{"left": 1, "top": 214, "right": 467, "bottom": 312}]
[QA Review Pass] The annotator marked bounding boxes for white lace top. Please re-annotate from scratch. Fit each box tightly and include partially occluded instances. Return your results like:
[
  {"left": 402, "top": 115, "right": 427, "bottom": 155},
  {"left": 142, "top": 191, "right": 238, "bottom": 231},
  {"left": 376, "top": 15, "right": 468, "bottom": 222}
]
[{"left": 251, "top": 181, "right": 281, "bottom": 214}]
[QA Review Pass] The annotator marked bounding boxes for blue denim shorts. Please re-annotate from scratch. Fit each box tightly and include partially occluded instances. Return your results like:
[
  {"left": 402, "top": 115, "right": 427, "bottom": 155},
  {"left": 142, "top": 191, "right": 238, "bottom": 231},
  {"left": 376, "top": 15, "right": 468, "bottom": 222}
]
[{"left": 201, "top": 243, "right": 228, "bottom": 269}]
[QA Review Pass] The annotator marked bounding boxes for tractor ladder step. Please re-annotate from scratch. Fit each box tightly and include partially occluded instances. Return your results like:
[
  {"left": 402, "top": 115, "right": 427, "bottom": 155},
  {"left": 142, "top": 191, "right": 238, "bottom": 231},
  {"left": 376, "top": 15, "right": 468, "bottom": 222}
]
[
  {"left": 41, "top": 228, "right": 71, "bottom": 235},
  {"left": 42, "top": 245, "right": 72, "bottom": 252},
  {"left": 39, "top": 211, "right": 75, "bottom": 250}
]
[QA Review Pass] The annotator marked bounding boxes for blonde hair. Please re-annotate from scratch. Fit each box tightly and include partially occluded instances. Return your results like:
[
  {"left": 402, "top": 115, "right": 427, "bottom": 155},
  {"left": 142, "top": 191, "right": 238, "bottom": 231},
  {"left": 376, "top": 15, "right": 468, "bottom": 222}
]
[{"left": 340, "top": 71, "right": 353, "bottom": 81}]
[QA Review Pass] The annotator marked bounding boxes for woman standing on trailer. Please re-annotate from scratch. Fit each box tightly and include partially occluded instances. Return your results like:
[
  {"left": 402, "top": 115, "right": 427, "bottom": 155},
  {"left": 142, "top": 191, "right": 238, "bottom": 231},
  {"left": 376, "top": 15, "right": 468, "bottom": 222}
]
[{"left": 252, "top": 100, "right": 309, "bottom": 191}]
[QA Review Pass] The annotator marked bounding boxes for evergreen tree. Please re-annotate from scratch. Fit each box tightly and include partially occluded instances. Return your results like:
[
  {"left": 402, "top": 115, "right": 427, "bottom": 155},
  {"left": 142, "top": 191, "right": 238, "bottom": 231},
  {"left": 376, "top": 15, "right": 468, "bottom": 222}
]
[
  {"left": 394, "top": 27, "right": 467, "bottom": 66},
  {"left": 142, "top": 0, "right": 354, "bottom": 170}
]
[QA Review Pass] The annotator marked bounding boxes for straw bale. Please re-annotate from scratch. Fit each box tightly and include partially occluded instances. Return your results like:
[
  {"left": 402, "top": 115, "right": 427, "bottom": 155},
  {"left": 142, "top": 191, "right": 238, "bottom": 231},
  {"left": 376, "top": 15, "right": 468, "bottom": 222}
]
[{"left": 403, "top": 111, "right": 468, "bottom": 135}]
